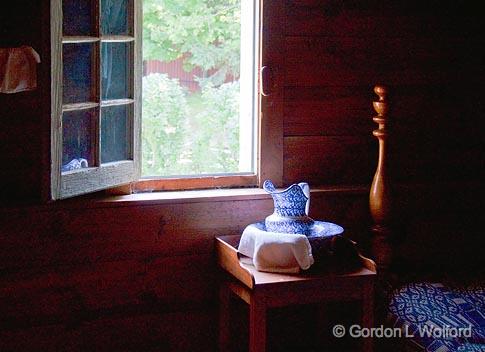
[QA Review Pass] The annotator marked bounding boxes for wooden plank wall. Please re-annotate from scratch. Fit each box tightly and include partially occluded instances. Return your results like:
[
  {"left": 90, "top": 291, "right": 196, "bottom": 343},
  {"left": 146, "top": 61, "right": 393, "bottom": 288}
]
[
  {"left": 283, "top": 0, "right": 484, "bottom": 186},
  {"left": 1, "top": 0, "right": 483, "bottom": 198},
  {"left": 0, "top": 0, "right": 483, "bottom": 351},
  {"left": 0, "top": 192, "right": 370, "bottom": 351},
  {"left": 0, "top": 187, "right": 480, "bottom": 351},
  {"left": 0, "top": 0, "right": 45, "bottom": 201}
]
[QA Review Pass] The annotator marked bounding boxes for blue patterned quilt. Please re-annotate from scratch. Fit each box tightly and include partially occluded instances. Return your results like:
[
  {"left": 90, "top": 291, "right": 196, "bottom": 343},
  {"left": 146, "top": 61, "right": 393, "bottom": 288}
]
[{"left": 388, "top": 282, "right": 485, "bottom": 352}]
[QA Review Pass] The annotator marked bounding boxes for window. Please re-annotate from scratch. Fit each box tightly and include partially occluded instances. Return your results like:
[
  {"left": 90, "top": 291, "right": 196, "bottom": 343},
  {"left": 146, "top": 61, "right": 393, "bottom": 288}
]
[
  {"left": 51, "top": 0, "right": 141, "bottom": 199},
  {"left": 51, "top": 0, "right": 282, "bottom": 199},
  {"left": 137, "top": 0, "right": 259, "bottom": 191}
]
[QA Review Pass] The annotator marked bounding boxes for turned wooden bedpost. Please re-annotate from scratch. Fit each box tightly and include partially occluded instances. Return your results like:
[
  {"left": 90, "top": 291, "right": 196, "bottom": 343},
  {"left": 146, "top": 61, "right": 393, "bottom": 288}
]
[{"left": 370, "top": 85, "right": 393, "bottom": 274}]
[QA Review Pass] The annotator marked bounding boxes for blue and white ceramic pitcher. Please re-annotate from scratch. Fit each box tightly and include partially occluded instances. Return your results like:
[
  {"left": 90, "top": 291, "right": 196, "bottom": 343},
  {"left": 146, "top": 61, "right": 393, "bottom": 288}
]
[{"left": 263, "top": 180, "right": 315, "bottom": 235}]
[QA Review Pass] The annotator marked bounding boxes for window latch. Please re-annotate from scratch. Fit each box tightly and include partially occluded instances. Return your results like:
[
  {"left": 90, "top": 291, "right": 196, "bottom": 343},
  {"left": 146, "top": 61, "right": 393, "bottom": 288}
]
[{"left": 260, "top": 65, "right": 272, "bottom": 97}]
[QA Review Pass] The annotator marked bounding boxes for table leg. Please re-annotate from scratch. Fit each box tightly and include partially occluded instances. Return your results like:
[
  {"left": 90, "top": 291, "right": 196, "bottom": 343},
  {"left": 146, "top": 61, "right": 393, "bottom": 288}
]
[
  {"left": 219, "top": 283, "right": 232, "bottom": 352},
  {"left": 249, "top": 292, "right": 267, "bottom": 352},
  {"left": 362, "top": 281, "right": 374, "bottom": 352}
]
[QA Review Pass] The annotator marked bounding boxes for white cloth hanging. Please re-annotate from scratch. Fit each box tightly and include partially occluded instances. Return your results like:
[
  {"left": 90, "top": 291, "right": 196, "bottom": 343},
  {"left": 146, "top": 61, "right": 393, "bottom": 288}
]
[{"left": 0, "top": 46, "right": 41, "bottom": 94}]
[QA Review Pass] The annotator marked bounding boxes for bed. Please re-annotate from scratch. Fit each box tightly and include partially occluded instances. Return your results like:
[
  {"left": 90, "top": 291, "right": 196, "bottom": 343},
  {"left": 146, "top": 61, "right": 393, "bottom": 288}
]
[{"left": 369, "top": 86, "right": 485, "bottom": 352}]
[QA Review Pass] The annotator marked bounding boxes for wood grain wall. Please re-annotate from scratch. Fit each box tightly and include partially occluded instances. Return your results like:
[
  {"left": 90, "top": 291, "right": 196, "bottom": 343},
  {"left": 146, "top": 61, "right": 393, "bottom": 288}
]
[
  {"left": 0, "top": 0, "right": 47, "bottom": 202},
  {"left": 0, "top": 0, "right": 483, "bottom": 351},
  {"left": 0, "top": 191, "right": 371, "bottom": 351},
  {"left": 282, "top": 0, "right": 484, "bottom": 186}
]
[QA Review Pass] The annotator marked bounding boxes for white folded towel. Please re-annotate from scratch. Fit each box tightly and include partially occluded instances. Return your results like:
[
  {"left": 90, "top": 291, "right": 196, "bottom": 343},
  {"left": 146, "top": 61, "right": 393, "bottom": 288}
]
[{"left": 238, "top": 222, "right": 314, "bottom": 273}]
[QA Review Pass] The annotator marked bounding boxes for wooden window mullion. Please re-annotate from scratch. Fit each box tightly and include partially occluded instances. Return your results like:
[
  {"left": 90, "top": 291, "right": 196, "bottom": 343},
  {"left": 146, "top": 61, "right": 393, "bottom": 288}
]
[
  {"left": 51, "top": 0, "right": 149, "bottom": 199},
  {"left": 95, "top": 0, "right": 102, "bottom": 167}
]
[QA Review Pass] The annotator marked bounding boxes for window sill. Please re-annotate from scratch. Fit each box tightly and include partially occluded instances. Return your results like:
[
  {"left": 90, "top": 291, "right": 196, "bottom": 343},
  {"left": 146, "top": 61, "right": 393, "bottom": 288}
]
[
  {"left": 31, "top": 180, "right": 481, "bottom": 211},
  {"left": 132, "top": 174, "right": 258, "bottom": 193},
  {"left": 92, "top": 184, "right": 369, "bottom": 208},
  {"left": 0, "top": 185, "right": 370, "bottom": 212}
]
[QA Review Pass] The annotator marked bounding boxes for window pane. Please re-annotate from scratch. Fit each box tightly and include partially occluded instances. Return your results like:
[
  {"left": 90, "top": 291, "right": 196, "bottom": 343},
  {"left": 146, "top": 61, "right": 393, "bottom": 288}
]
[
  {"left": 101, "top": 0, "right": 130, "bottom": 35},
  {"left": 63, "top": 0, "right": 94, "bottom": 36},
  {"left": 62, "top": 109, "right": 95, "bottom": 172},
  {"left": 101, "top": 104, "right": 131, "bottom": 163},
  {"left": 101, "top": 42, "right": 131, "bottom": 100},
  {"left": 63, "top": 43, "right": 95, "bottom": 104},
  {"left": 142, "top": 0, "right": 256, "bottom": 177}
]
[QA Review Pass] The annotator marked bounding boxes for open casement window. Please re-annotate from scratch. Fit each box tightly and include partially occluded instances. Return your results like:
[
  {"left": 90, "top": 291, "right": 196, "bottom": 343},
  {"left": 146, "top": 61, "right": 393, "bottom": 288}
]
[
  {"left": 51, "top": 0, "right": 283, "bottom": 199},
  {"left": 51, "top": 0, "right": 142, "bottom": 199}
]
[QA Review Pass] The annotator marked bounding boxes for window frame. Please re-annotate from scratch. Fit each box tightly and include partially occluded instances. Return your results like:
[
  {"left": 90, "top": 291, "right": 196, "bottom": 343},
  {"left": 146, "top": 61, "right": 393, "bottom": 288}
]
[
  {"left": 131, "top": 0, "right": 284, "bottom": 192},
  {"left": 135, "top": 0, "right": 260, "bottom": 192},
  {"left": 258, "top": 0, "right": 284, "bottom": 187},
  {"left": 51, "top": 0, "right": 284, "bottom": 199},
  {"left": 50, "top": 0, "right": 142, "bottom": 200}
]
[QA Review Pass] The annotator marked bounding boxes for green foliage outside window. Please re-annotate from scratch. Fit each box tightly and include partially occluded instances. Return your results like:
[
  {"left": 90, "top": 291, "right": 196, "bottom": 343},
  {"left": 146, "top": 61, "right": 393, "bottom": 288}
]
[
  {"left": 142, "top": 75, "right": 240, "bottom": 176},
  {"left": 188, "top": 81, "right": 240, "bottom": 174},
  {"left": 143, "top": 0, "right": 240, "bottom": 86},
  {"left": 142, "top": 0, "right": 243, "bottom": 176},
  {"left": 142, "top": 74, "right": 188, "bottom": 176}
]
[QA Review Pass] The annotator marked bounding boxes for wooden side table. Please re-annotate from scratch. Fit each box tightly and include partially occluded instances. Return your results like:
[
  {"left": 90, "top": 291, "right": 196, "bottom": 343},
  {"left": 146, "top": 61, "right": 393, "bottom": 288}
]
[{"left": 216, "top": 235, "right": 376, "bottom": 352}]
